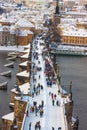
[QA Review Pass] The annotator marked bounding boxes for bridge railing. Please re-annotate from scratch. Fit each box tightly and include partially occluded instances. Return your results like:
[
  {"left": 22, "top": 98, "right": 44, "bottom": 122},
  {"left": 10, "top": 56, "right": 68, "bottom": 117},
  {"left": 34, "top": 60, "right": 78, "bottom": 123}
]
[
  {"left": 47, "top": 52, "right": 68, "bottom": 130},
  {"left": 21, "top": 102, "right": 29, "bottom": 130}
]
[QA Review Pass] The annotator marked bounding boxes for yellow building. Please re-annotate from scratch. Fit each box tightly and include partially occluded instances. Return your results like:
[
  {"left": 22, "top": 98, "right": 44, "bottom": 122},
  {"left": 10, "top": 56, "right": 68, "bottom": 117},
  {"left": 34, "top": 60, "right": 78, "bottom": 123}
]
[
  {"left": 61, "top": 28, "right": 87, "bottom": 45},
  {"left": 16, "top": 29, "right": 34, "bottom": 46}
]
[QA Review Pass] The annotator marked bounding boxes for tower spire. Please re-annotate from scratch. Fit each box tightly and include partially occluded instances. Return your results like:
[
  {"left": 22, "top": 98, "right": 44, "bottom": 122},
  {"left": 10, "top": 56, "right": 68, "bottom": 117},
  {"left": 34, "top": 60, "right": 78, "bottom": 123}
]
[{"left": 55, "top": 0, "right": 59, "bottom": 16}]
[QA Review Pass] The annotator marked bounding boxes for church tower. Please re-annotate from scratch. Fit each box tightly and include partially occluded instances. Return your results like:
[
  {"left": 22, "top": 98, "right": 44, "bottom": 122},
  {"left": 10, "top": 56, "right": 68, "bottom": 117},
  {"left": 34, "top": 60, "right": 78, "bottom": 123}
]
[
  {"left": 54, "top": 0, "right": 60, "bottom": 25},
  {"left": 55, "top": 0, "right": 59, "bottom": 16}
]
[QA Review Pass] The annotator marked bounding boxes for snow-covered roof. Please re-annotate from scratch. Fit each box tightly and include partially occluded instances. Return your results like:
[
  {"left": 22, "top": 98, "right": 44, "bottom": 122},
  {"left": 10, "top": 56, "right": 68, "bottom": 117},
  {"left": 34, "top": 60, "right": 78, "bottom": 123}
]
[
  {"left": 19, "top": 61, "right": 28, "bottom": 67},
  {"left": 18, "top": 30, "right": 28, "bottom": 36},
  {"left": 11, "top": 82, "right": 30, "bottom": 95},
  {"left": 2, "top": 112, "right": 14, "bottom": 121},
  {"left": 0, "top": 17, "right": 9, "bottom": 23},
  {"left": 16, "top": 19, "right": 34, "bottom": 28},
  {"left": 24, "top": 44, "right": 30, "bottom": 49},
  {"left": 62, "top": 28, "right": 87, "bottom": 37},
  {"left": 20, "top": 53, "right": 29, "bottom": 59},
  {"left": 16, "top": 70, "right": 29, "bottom": 77},
  {"left": 66, "top": 11, "right": 87, "bottom": 15},
  {"left": 22, "top": 49, "right": 30, "bottom": 54},
  {"left": 27, "top": 30, "right": 33, "bottom": 34},
  {"left": 19, "top": 82, "right": 30, "bottom": 94}
]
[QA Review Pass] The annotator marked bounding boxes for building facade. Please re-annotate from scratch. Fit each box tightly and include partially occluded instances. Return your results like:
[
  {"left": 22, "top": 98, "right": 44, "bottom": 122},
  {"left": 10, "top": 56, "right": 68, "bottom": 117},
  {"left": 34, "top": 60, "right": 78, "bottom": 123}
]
[
  {"left": 79, "top": 0, "right": 87, "bottom": 6},
  {"left": 62, "top": 35, "right": 87, "bottom": 45}
]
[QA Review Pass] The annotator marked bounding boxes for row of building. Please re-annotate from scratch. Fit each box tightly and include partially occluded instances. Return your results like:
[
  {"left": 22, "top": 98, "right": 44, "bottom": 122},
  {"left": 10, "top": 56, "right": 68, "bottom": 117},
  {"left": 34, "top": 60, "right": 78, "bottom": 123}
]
[
  {"left": 58, "top": 18, "right": 87, "bottom": 45},
  {"left": 13, "top": 0, "right": 87, "bottom": 7},
  {"left": 0, "top": 1, "right": 53, "bottom": 46}
]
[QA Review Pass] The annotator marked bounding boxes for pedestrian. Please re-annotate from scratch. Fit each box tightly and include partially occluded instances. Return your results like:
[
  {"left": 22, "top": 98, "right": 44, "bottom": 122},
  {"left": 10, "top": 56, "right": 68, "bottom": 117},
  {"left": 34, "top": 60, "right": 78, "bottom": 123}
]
[
  {"left": 58, "top": 90, "right": 60, "bottom": 95},
  {"left": 38, "top": 124, "right": 41, "bottom": 130},
  {"left": 38, "top": 89, "right": 40, "bottom": 94},
  {"left": 39, "top": 75, "right": 40, "bottom": 79},
  {"left": 32, "top": 92, "right": 34, "bottom": 98},
  {"left": 49, "top": 91, "right": 51, "bottom": 96},
  {"left": 50, "top": 80, "right": 52, "bottom": 87},
  {"left": 54, "top": 94, "right": 57, "bottom": 99},
  {"left": 52, "top": 127, "right": 54, "bottom": 130},
  {"left": 35, "top": 106, "right": 38, "bottom": 116},
  {"left": 56, "top": 100, "right": 59, "bottom": 106},
  {"left": 40, "top": 109, "right": 44, "bottom": 117},
  {"left": 41, "top": 85, "right": 43, "bottom": 90},
  {"left": 52, "top": 99, "right": 55, "bottom": 106},
  {"left": 29, "top": 122, "right": 31, "bottom": 130},
  {"left": 51, "top": 93, "right": 54, "bottom": 99},
  {"left": 26, "top": 110, "right": 28, "bottom": 116},
  {"left": 33, "top": 101, "right": 37, "bottom": 107},
  {"left": 41, "top": 100, "right": 44, "bottom": 107},
  {"left": 58, "top": 127, "right": 61, "bottom": 130}
]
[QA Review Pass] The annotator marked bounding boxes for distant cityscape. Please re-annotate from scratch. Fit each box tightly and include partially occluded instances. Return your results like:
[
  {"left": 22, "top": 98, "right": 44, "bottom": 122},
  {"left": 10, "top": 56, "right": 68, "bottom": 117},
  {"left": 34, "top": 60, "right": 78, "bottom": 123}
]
[{"left": 0, "top": 0, "right": 87, "bottom": 46}]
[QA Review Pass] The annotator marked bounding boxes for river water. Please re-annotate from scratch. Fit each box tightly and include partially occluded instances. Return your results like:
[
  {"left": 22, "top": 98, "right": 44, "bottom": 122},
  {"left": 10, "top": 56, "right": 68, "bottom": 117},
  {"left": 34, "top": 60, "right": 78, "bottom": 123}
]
[
  {"left": 0, "top": 51, "right": 87, "bottom": 130},
  {"left": 0, "top": 51, "right": 19, "bottom": 128},
  {"left": 56, "top": 56, "right": 87, "bottom": 130}
]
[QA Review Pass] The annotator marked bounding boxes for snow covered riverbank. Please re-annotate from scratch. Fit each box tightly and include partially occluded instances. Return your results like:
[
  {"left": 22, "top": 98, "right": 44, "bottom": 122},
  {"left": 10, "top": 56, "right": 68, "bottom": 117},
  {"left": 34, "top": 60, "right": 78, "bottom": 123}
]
[{"left": 0, "top": 46, "right": 24, "bottom": 52}]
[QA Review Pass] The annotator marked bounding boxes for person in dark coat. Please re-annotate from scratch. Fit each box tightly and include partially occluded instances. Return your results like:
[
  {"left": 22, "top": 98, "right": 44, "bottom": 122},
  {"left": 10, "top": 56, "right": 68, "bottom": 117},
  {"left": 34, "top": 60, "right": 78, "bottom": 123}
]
[
  {"left": 52, "top": 127, "right": 54, "bottom": 130},
  {"left": 29, "top": 122, "right": 31, "bottom": 130},
  {"left": 51, "top": 93, "right": 54, "bottom": 99},
  {"left": 52, "top": 99, "right": 55, "bottom": 106},
  {"left": 41, "top": 100, "right": 44, "bottom": 107},
  {"left": 56, "top": 100, "right": 59, "bottom": 106}
]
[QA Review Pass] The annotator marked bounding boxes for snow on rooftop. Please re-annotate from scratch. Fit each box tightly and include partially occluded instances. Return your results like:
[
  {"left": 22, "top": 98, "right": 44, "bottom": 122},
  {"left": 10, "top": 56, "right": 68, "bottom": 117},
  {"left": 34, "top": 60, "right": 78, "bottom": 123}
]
[
  {"left": 11, "top": 82, "right": 30, "bottom": 95},
  {"left": 27, "top": 30, "right": 34, "bottom": 34},
  {"left": 24, "top": 44, "right": 30, "bottom": 49},
  {"left": 23, "top": 49, "right": 30, "bottom": 53},
  {"left": 20, "top": 53, "right": 29, "bottom": 59},
  {"left": 18, "top": 30, "right": 28, "bottom": 36},
  {"left": 19, "top": 61, "right": 28, "bottom": 67},
  {"left": 2, "top": 112, "right": 14, "bottom": 121},
  {"left": 62, "top": 28, "right": 87, "bottom": 37},
  {"left": 19, "top": 82, "right": 30, "bottom": 94},
  {"left": 66, "top": 11, "right": 87, "bottom": 15},
  {"left": 16, "top": 19, "right": 34, "bottom": 28},
  {"left": 16, "top": 70, "right": 29, "bottom": 77},
  {"left": 0, "top": 17, "right": 9, "bottom": 23}
]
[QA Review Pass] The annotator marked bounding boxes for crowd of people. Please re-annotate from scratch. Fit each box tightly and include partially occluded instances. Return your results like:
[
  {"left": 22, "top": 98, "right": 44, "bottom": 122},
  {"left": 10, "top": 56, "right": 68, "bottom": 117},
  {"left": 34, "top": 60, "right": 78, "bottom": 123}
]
[{"left": 25, "top": 35, "right": 62, "bottom": 130}]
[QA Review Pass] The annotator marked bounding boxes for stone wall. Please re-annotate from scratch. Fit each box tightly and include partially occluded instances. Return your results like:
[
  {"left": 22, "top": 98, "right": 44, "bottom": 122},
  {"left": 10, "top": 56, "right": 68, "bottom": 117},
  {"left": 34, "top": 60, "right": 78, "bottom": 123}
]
[
  {"left": 65, "top": 101, "right": 73, "bottom": 130},
  {"left": 2, "top": 119, "right": 12, "bottom": 130},
  {"left": 14, "top": 99, "right": 27, "bottom": 130}
]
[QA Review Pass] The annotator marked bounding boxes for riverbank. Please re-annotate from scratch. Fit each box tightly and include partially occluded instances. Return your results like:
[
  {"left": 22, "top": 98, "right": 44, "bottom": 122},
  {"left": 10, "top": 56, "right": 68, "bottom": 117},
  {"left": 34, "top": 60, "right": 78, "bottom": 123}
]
[
  {"left": 0, "top": 46, "right": 24, "bottom": 52},
  {"left": 50, "top": 44, "right": 87, "bottom": 56}
]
